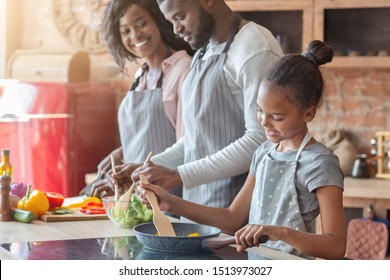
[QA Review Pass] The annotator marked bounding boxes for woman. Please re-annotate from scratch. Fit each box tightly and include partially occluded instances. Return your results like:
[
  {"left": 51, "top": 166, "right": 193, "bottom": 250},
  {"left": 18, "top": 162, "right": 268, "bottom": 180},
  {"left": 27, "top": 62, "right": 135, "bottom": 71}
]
[{"left": 91, "top": 0, "right": 193, "bottom": 197}]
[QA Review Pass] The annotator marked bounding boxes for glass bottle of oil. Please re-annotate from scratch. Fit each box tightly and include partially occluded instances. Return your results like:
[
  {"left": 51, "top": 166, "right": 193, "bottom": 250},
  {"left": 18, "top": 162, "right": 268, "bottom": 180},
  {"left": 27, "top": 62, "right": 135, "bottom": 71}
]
[{"left": 0, "top": 149, "right": 12, "bottom": 178}]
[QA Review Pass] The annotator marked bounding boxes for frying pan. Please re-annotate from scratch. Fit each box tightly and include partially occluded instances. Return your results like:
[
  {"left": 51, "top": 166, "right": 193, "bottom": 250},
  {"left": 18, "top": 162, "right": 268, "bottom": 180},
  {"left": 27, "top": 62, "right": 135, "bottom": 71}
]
[{"left": 133, "top": 222, "right": 222, "bottom": 253}]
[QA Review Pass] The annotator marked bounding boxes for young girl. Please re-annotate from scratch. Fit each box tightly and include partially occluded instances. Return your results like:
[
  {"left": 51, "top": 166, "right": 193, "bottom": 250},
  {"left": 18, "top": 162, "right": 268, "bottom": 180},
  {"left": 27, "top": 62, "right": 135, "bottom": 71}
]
[
  {"left": 139, "top": 40, "right": 346, "bottom": 260},
  {"left": 90, "top": 0, "right": 193, "bottom": 197}
]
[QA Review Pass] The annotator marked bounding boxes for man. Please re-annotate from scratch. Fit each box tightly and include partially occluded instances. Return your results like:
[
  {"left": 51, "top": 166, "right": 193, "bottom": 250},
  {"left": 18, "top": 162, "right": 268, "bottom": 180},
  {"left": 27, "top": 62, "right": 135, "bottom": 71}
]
[{"left": 131, "top": 0, "right": 283, "bottom": 209}]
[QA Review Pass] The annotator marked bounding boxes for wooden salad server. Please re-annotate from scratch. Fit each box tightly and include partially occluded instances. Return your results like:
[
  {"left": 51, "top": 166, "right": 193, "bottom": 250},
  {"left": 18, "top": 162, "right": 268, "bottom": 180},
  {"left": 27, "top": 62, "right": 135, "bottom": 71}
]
[{"left": 139, "top": 174, "right": 176, "bottom": 236}]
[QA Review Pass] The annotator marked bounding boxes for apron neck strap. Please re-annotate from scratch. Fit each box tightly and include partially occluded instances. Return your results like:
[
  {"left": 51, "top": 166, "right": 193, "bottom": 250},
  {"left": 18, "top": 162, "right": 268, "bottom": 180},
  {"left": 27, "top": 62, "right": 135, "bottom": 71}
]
[
  {"left": 268, "top": 130, "right": 312, "bottom": 161},
  {"left": 130, "top": 63, "right": 148, "bottom": 91},
  {"left": 222, "top": 13, "right": 241, "bottom": 54},
  {"left": 294, "top": 130, "right": 312, "bottom": 161},
  {"left": 130, "top": 48, "right": 173, "bottom": 90},
  {"left": 197, "top": 13, "right": 242, "bottom": 59}
]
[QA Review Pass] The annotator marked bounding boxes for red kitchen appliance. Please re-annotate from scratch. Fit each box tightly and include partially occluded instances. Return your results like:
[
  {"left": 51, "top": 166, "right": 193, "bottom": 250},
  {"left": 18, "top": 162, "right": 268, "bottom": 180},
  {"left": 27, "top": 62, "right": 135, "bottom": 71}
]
[{"left": 0, "top": 81, "right": 118, "bottom": 197}]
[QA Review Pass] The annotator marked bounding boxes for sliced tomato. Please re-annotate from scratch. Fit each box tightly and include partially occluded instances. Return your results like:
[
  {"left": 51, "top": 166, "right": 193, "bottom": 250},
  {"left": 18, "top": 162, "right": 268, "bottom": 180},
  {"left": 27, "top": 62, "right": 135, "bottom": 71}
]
[{"left": 44, "top": 192, "right": 65, "bottom": 210}]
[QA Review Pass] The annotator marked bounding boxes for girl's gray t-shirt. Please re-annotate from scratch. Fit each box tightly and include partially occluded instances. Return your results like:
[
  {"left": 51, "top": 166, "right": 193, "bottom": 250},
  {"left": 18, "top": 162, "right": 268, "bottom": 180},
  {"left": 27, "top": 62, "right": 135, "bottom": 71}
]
[{"left": 250, "top": 141, "right": 344, "bottom": 227}]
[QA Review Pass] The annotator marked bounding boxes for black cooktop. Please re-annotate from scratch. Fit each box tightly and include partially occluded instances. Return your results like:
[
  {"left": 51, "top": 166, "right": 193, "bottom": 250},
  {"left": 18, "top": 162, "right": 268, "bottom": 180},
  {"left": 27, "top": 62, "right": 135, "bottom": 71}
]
[{"left": 0, "top": 236, "right": 271, "bottom": 260}]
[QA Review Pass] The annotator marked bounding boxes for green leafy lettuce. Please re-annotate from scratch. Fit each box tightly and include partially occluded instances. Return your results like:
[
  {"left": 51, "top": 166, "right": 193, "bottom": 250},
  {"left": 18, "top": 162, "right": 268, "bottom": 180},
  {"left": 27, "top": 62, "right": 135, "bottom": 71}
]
[{"left": 110, "top": 195, "right": 153, "bottom": 228}]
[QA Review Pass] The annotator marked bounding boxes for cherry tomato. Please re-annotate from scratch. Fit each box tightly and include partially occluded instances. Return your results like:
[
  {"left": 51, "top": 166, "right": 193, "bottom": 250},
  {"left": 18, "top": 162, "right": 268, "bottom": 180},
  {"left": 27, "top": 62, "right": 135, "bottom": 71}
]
[{"left": 44, "top": 192, "right": 65, "bottom": 210}]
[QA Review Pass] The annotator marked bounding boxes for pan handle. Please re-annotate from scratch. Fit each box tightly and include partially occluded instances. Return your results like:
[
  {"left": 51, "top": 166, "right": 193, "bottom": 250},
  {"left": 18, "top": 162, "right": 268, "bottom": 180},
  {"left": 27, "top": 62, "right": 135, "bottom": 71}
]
[{"left": 204, "top": 235, "right": 269, "bottom": 250}]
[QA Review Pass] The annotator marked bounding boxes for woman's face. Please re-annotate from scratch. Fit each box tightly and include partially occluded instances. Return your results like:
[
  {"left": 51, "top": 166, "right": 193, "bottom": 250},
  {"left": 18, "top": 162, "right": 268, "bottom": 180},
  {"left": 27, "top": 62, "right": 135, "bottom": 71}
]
[
  {"left": 256, "top": 82, "right": 313, "bottom": 149},
  {"left": 119, "top": 5, "right": 162, "bottom": 58}
]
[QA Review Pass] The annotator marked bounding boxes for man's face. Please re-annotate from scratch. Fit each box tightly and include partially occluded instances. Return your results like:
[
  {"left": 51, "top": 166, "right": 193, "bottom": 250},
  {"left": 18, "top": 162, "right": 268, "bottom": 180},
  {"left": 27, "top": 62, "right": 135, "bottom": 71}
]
[{"left": 159, "top": 0, "right": 215, "bottom": 49}]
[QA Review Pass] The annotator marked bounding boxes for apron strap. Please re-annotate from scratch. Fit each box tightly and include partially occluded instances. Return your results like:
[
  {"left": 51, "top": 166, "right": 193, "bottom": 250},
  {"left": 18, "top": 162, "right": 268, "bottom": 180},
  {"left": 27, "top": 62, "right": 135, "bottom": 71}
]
[
  {"left": 130, "top": 48, "right": 173, "bottom": 90},
  {"left": 222, "top": 13, "right": 242, "bottom": 54},
  {"left": 197, "top": 13, "right": 242, "bottom": 59},
  {"left": 267, "top": 130, "right": 312, "bottom": 161},
  {"left": 294, "top": 131, "right": 312, "bottom": 161},
  {"left": 130, "top": 63, "right": 148, "bottom": 91}
]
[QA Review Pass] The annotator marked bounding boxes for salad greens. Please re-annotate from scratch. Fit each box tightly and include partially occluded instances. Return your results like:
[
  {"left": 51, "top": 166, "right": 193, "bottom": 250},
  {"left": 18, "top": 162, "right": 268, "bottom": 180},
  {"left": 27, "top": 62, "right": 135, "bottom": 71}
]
[{"left": 109, "top": 195, "right": 153, "bottom": 228}]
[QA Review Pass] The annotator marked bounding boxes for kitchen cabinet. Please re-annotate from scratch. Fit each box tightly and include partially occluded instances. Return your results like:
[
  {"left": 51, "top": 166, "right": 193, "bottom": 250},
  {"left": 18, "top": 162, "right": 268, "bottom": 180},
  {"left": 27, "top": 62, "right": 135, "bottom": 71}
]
[
  {"left": 227, "top": 0, "right": 314, "bottom": 53},
  {"left": 228, "top": 0, "right": 390, "bottom": 67},
  {"left": 314, "top": 0, "right": 390, "bottom": 68}
]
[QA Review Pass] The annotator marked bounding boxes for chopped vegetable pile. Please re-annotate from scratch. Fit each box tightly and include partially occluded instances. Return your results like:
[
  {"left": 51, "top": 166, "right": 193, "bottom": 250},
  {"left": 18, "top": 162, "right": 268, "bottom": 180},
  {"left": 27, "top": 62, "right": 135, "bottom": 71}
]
[{"left": 109, "top": 195, "right": 153, "bottom": 228}]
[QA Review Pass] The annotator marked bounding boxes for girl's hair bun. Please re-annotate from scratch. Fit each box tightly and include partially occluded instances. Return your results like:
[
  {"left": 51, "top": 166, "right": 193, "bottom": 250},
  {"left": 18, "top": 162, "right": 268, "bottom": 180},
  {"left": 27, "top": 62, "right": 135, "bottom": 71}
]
[{"left": 304, "top": 40, "right": 334, "bottom": 66}]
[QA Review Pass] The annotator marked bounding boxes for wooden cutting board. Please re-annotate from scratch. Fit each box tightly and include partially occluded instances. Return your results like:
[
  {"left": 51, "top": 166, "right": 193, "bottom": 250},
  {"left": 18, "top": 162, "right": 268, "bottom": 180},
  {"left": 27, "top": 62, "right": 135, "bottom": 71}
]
[{"left": 39, "top": 209, "right": 108, "bottom": 222}]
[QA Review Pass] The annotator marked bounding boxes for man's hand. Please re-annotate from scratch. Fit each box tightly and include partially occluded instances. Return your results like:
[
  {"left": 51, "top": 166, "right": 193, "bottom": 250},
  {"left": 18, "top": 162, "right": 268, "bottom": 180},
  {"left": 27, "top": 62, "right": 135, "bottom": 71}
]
[{"left": 131, "top": 162, "right": 183, "bottom": 191}]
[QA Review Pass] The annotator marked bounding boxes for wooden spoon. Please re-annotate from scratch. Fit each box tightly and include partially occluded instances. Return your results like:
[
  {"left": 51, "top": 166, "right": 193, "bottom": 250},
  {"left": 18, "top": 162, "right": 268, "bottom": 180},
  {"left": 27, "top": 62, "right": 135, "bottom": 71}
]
[
  {"left": 111, "top": 155, "right": 120, "bottom": 201},
  {"left": 114, "top": 152, "right": 153, "bottom": 212},
  {"left": 139, "top": 174, "right": 176, "bottom": 236}
]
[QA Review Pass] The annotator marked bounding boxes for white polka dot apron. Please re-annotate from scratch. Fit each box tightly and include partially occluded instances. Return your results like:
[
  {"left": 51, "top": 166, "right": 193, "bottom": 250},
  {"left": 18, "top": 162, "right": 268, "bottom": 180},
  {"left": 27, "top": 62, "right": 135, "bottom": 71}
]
[{"left": 249, "top": 131, "right": 312, "bottom": 258}]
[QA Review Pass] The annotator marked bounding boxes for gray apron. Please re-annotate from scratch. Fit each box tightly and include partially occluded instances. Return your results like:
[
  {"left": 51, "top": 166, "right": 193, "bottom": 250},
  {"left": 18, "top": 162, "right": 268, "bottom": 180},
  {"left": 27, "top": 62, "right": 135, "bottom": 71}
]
[
  {"left": 249, "top": 131, "right": 314, "bottom": 259},
  {"left": 118, "top": 65, "right": 181, "bottom": 199},
  {"left": 181, "top": 14, "right": 246, "bottom": 208},
  {"left": 118, "top": 65, "right": 176, "bottom": 163}
]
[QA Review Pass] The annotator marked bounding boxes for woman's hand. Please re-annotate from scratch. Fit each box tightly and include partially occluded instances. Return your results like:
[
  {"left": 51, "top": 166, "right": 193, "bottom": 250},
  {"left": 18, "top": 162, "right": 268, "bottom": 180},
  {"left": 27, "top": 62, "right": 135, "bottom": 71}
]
[
  {"left": 112, "top": 163, "right": 141, "bottom": 182},
  {"left": 97, "top": 147, "right": 123, "bottom": 176},
  {"left": 91, "top": 163, "right": 137, "bottom": 197},
  {"left": 136, "top": 180, "right": 174, "bottom": 212},
  {"left": 90, "top": 178, "right": 115, "bottom": 198}
]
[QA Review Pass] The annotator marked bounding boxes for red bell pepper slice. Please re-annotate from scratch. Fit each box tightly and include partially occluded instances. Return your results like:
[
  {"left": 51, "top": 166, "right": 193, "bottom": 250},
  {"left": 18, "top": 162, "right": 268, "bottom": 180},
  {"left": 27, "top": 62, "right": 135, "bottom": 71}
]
[{"left": 80, "top": 208, "right": 106, "bottom": 215}]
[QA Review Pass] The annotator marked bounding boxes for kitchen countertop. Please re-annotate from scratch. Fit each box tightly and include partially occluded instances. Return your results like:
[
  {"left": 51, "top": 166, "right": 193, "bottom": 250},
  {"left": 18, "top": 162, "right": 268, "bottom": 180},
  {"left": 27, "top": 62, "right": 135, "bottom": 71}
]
[
  {"left": 0, "top": 218, "right": 304, "bottom": 260},
  {"left": 344, "top": 176, "right": 390, "bottom": 199},
  {"left": 343, "top": 176, "right": 390, "bottom": 219}
]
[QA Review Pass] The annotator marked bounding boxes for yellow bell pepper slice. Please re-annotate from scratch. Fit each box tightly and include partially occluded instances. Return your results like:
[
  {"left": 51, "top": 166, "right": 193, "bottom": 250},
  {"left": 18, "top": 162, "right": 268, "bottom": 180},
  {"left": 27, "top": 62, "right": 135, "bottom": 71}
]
[{"left": 64, "top": 197, "right": 101, "bottom": 209}]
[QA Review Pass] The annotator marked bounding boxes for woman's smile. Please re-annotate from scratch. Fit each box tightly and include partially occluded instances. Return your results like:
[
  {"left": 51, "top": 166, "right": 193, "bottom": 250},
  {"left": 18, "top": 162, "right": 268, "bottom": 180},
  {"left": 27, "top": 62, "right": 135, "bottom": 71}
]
[{"left": 133, "top": 39, "right": 149, "bottom": 48}]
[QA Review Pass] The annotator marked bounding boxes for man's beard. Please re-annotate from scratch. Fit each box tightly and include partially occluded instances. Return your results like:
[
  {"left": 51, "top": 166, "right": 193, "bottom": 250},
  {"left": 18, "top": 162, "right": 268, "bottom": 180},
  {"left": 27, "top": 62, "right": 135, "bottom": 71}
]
[{"left": 190, "top": 7, "right": 214, "bottom": 50}]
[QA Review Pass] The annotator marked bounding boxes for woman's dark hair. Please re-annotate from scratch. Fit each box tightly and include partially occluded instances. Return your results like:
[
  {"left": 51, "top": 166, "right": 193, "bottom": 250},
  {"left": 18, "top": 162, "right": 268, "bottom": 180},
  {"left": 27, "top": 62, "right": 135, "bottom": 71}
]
[
  {"left": 264, "top": 40, "right": 334, "bottom": 112},
  {"left": 101, "top": 0, "right": 194, "bottom": 73}
]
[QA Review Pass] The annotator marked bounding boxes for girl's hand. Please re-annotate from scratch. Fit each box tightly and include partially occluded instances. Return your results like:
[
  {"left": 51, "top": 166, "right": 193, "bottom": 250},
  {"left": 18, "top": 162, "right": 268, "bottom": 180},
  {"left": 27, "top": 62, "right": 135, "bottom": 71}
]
[
  {"left": 235, "top": 224, "right": 282, "bottom": 252},
  {"left": 137, "top": 181, "right": 173, "bottom": 212}
]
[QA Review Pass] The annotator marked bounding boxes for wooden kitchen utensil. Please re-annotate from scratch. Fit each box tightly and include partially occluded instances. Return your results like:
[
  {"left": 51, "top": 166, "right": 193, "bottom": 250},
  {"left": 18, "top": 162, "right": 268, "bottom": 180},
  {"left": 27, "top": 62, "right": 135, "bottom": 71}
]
[
  {"left": 139, "top": 174, "right": 176, "bottom": 236},
  {"left": 114, "top": 152, "right": 153, "bottom": 212},
  {"left": 205, "top": 235, "right": 269, "bottom": 250},
  {"left": 111, "top": 155, "right": 120, "bottom": 201}
]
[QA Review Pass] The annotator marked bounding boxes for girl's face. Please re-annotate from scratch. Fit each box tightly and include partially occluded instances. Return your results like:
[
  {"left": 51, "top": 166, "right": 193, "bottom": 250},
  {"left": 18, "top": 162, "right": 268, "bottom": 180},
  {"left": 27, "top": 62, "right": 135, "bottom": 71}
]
[
  {"left": 257, "top": 82, "right": 315, "bottom": 150},
  {"left": 119, "top": 5, "right": 162, "bottom": 58}
]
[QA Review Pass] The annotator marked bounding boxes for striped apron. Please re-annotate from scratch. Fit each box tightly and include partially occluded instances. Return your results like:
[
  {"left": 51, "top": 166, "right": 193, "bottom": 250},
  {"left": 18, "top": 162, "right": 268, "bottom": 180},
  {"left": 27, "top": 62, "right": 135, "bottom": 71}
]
[
  {"left": 118, "top": 66, "right": 182, "bottom": 199},
  {"left": 118, "top": 67, "right": 176, "bottom": 163},
  {"left": 181, "top": 14, "right": 246, "bottom": 208}
]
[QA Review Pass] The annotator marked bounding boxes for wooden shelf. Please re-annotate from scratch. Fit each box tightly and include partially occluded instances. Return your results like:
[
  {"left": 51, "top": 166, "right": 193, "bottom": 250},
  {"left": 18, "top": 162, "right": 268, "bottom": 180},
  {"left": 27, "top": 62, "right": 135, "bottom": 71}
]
[
  {"left": 314, "top": 0, "right": 390, "bottom": 68},
  {"left": 228, "top": 0, "right": 390, "bottom": 68},
  {"left": 227, "top": 0, "right": 314, "bottom": 53},
  {"left": 326, "top": 56, "right": 390, "bottom": 68}
]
